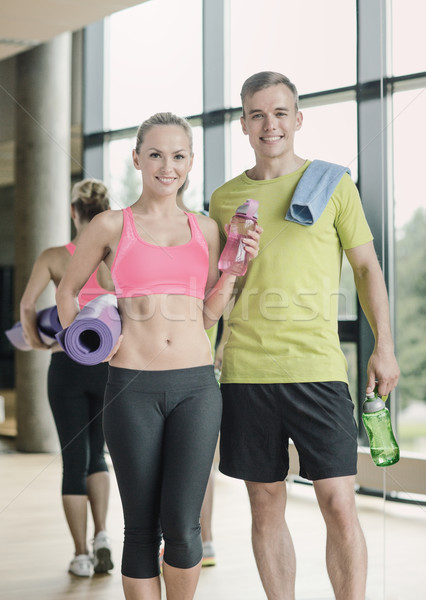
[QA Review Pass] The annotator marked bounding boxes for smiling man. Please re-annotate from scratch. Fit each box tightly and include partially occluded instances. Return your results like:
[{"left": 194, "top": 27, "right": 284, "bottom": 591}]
[{"left": 209, "top": 71, "right": 399, "bottom": 600}]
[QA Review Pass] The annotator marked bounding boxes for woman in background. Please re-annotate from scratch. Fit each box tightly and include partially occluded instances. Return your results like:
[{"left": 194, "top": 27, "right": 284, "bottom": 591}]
[{"left": 20, "top": 179, "right": 115, "bottom": 577}]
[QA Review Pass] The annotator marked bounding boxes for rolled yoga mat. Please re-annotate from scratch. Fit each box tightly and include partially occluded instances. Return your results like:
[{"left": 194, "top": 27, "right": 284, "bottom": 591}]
[
  {"left": 5, "top": 305, "right": 62, "bottom": 351},
  {"left": 55, "top": 294, "right": 121, "bottom": 366}
]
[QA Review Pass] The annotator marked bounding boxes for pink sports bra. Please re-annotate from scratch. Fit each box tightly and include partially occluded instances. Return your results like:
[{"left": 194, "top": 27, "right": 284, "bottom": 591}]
[
  {"left": 111, "top": 207, "right": 209, "bottom": 300},
  {"left": 66, "top": 243, "right": 114, "bottom": 308}
]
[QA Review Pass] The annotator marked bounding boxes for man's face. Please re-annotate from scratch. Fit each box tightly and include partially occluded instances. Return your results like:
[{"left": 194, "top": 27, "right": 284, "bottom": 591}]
[{"left": 241, "top": 84, "right": 303, "bottom": 161}]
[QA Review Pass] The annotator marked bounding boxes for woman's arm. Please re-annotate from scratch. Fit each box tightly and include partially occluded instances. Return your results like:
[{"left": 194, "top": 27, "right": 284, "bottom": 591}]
[
  {"left": 200, "top": 216, "right": 261, "bottom": 330},
  {"left": 19, "top": 249, "right": 58, "bottom": 349},
  {"left": 56, "top": 211, "right": 118, "bottom": 328},
  {"left": 203, "top": 272, "right": 237, "bottom": 330},
  {"left": 214, "top": 311, "right": 232, "bottom": 371}
]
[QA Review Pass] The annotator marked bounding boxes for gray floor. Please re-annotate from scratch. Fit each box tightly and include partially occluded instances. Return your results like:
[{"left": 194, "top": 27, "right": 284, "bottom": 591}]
[{"left": 0, "top": 439, "right": 425, "bottom": 599}]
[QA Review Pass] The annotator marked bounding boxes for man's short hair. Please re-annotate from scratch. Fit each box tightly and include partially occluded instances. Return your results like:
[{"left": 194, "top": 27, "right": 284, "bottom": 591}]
[{"left": 240, "top": 71, "right": 299, "bottom": 116}]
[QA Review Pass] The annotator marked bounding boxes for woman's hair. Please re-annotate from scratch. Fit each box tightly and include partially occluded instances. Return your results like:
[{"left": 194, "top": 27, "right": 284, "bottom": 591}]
[
  {"left": 71, "top": 178, "right": 110, "bottom": 223},
  {"left": 177, "top": 176, "right": 189, "bottom": 197},
  {"left": 240, "top": 71, "right": 299, "bottom": 115},
  {"left": 135, "top": 112, "right": 193, "bottom": 155}
]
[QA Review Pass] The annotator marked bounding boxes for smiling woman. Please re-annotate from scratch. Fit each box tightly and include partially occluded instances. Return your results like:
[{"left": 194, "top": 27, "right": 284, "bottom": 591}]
[
  {"left": 132, "top": 113, "right": 194, "bottom": 203},
  {"left": 55, "top": 112, "right": 261, "bottom": 600},
  {"left": 107, "top": 126, "right": 205, "bottom": 213}
]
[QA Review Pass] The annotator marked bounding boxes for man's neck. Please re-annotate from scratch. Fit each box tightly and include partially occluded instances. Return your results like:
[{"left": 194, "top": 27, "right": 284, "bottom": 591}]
[{"left": 246, "top": 155, "right": 306, "bottom": 181}]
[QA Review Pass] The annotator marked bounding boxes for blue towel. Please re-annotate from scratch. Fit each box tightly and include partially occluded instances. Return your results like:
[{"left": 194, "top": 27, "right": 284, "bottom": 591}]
[{"left": 285, "top": 160, "right": 351, "bottom": 226}]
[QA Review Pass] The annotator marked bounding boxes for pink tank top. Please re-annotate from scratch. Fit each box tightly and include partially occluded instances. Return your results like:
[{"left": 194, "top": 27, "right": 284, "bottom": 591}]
[
  {"left": 111, "top": 207, "right": 209, "bottom": 300},
  {"left": 66, "top": 243, "right": 114, "bottom": 308}
]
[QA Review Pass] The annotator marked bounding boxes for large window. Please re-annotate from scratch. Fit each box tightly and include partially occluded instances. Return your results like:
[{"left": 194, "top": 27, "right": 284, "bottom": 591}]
[
  {"left": 228, "top": 0, "right": 357, "bottom": 106},
  {"left": 392, "top": 0, "right": 426, "bottom": 76},
  {"left": 393, "top": 87, "right": 426, "bottom": 453},
  {"left": 106, "top": 0, "right": 203, "bottom": 131},
  {"left": 295, "top": 101, "right": 358, "bottom": 181}
]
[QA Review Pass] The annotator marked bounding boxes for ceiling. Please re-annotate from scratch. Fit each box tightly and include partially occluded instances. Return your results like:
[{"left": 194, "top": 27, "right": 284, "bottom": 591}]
[{"left": 0, "top": 0, "right": 148, "bottom": 61}]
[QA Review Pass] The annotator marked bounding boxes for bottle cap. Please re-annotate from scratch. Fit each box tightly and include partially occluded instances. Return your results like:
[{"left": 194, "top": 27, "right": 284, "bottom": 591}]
[
  {"left": 363, "top": 393, "right": 386, "bottom": 413},
  {"left": 235, "top": 199, "right": 259, "bottom": 220}
]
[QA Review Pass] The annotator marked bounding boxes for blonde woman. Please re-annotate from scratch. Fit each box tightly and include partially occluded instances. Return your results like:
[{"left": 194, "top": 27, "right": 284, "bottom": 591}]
[{"left": 56, "top": 113, "right": 261, "bottom": 600}]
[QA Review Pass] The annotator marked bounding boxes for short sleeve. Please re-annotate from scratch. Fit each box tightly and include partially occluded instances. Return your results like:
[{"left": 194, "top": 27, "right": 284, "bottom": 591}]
[
  {"left": 332, "top": 174, "right": 373, "bottom": 250},
  {"left": 209, "top": 190, "right": 229, "bottom": 252}
]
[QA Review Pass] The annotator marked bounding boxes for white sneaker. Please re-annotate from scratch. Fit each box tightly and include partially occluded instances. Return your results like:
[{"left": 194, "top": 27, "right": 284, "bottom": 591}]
[
  {"left": 69, "top": 554, "right": 93, "bottom": 577},
  {"left": 202, "top": 541, "right": 216, "bottom": 567},
  {"left": 93, "top": 531, "right": 114, "bottom": 573}
]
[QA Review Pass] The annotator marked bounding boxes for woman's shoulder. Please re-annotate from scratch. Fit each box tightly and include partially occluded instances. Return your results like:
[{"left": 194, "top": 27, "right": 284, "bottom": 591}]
[
  {"left": 38, "top": 244, "right": 70, "bottom": 265},
  {"left": 33, "top": 245, "right": 72, "bottom": 282},
  {"left": 191, "top": 212, "right": 219, "bottom": 240},
  {"left": 88, "top": 208, "right": 124, "bottom": 234},
  {"left": 93, "top": 207, "right": 123, "bottom": 223}
]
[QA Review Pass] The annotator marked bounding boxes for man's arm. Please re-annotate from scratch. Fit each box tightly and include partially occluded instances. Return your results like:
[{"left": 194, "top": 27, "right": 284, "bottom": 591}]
[{"left": 345, "top": 241, "right": 400, "bottom": 397}]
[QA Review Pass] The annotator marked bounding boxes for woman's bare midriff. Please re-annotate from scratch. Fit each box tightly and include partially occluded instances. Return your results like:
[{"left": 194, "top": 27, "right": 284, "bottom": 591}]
[{"left": 110, "top": 294, "right": 213, "bottom": 371}]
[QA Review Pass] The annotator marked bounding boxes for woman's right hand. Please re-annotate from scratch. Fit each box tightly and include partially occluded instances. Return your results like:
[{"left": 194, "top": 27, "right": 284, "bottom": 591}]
[
  {"left": 102, "top": 334, "right": 124, "bottom": 363},
  {"left": 22, "top": 328, "right": 51, "bottom": 350}
]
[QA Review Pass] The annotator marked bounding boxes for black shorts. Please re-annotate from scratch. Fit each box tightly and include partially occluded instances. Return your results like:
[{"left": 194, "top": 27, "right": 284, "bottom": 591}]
[{"left": 219, "top": 381, "right": 358, "bottom": 483}]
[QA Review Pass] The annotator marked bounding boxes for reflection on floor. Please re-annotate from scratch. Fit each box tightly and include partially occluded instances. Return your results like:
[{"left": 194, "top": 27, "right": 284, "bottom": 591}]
[{"left": 1, "top": 437, "right": 425, "bottom": 599}]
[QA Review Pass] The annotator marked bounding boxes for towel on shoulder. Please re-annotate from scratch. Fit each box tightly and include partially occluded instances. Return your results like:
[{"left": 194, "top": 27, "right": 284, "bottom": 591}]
[{"left": 285, "top": 160, "right": 351, "bottom": 226}]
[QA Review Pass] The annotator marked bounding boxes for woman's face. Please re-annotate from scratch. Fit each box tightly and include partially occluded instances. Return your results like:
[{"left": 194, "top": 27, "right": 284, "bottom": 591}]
[{"left": 133, "top": 124, "right": 193, "bottom": 197}]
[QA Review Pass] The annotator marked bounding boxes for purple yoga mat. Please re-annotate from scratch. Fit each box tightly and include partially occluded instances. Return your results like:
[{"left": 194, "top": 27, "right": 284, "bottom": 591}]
[
  {"left": 5, "top": 305, "right": 61, "bottom": 351},
  {"left": 55, "top": 294, "right": 121, "bottom": 366}
]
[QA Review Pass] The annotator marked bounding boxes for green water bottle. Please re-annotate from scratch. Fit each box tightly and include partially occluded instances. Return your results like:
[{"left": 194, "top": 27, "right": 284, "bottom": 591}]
[{"left": 362, "top": 390, "right": 400, "bottom": 467}]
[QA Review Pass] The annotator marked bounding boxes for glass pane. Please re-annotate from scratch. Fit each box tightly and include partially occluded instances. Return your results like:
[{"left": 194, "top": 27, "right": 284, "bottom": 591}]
[
  {"left": 106, "top": 136, "right": 140, "bottom": 210},
  {"left": 296, "top": 101, "right": 358, "bottom": 181},
  {"left": 180, "top": 126, "right": 205, "bottom": 213},
  {"left": 228, "top": 0, "right": 356, "bottom": 106},
  {"left": 105, "top": 126, "right": 204, "bottom": 213},
  {"left": 393, "top": 88, "right": 426, "bottom": 454},
  {"left": 392, "top": 0, "right": 426, "bottom": 76},
  {"left": 107, "top": 0, "right": 203, "bottom": 130},
  {"left": 229, "top": 117, "right": 254, "bottom": 178}
]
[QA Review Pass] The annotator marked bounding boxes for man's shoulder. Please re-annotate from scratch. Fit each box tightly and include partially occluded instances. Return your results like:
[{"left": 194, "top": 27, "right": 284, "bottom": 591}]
[
  {"left": 332, "top": 171, "right": 359, "bottom": 199},
  {"left": 212, "top": 173, "right": 245, "bottom": 198}
]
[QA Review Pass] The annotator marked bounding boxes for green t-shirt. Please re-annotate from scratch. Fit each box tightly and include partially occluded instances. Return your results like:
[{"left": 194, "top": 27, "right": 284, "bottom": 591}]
[{"left": 209, "top": 161, "right": 373, "bottom": 384}]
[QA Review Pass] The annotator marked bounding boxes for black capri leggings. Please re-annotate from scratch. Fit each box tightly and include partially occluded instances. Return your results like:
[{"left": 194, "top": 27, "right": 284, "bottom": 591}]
[
  {"left": 47, "top": 352, "right": 109, "bottom": 495},
  {"left": 103, "top": 364, "right": 222, "bottom": 578}
]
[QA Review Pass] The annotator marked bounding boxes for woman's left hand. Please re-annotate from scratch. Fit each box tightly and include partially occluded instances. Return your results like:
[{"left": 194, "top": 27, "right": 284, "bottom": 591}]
[
  {"left": 102, "top": 334, "right": 124, "bottom": 363},
  {"left": 243, "top": 224, "right": 263, "bottom": 261}
]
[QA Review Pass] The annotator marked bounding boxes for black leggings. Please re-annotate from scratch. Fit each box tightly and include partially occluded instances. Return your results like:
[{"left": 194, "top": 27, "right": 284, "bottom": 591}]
[
  {"left": 103, "top": 365, "right": 222, "bottom": 578},
  {"left": 47, "top": 352, "right": 109, "bottom": 495}
]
